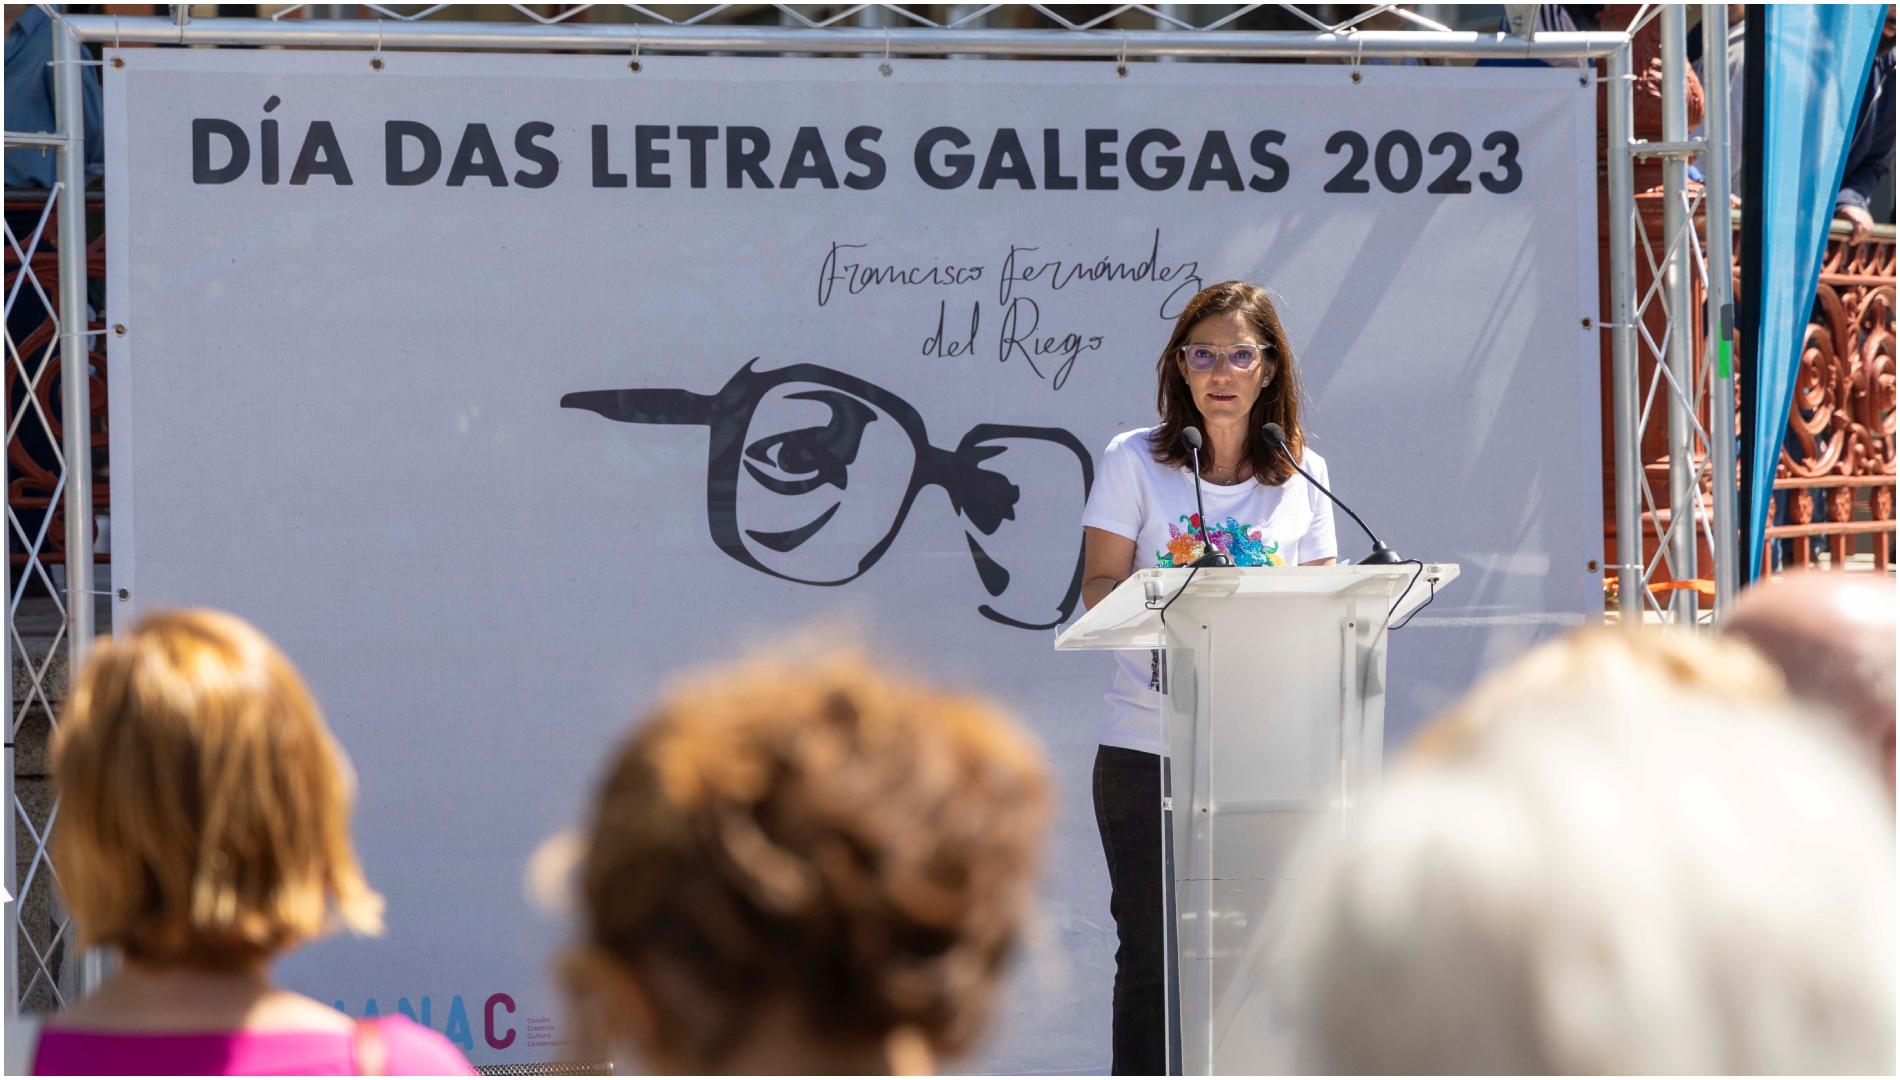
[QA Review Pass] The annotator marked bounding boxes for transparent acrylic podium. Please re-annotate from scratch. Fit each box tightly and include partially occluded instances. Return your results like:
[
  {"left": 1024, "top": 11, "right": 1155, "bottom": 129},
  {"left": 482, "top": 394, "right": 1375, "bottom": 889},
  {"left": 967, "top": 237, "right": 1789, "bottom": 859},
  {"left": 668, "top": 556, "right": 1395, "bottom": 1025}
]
[{"left": 1056, "top": 563, "right": 1457, "bottom": 1075}]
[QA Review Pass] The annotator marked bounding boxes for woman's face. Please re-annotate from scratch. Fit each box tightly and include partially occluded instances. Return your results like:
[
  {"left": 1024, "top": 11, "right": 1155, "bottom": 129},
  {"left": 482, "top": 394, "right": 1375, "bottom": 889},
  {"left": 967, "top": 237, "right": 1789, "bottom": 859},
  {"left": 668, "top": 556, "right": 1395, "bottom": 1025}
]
[{"left": 1176, "top": 309, "right": 1273, "bottom": 427}]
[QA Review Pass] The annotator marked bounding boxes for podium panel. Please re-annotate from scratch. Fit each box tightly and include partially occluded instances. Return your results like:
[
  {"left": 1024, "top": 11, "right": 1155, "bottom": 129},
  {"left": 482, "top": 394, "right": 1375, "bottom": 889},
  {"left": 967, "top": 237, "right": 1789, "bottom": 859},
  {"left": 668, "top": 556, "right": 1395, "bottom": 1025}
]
[{"left": 1057, "top": 564, "right": 1457, "bottom": 1075}]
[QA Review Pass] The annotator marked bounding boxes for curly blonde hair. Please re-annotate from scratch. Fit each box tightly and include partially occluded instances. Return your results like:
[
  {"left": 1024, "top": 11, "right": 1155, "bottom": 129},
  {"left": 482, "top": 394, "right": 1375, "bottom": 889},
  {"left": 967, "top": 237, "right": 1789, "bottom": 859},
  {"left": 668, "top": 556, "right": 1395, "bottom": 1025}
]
[{"left": 566, "top": 649, "right": 1051, "bottom": 1069}]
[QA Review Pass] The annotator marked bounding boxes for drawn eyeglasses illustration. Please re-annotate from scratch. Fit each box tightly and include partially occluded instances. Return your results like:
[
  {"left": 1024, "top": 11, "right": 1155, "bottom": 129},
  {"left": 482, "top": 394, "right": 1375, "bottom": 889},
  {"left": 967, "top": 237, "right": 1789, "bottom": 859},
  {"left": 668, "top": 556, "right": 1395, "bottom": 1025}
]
[{"left": 562, "top": 359, "right": 1093, "bottom": 630}]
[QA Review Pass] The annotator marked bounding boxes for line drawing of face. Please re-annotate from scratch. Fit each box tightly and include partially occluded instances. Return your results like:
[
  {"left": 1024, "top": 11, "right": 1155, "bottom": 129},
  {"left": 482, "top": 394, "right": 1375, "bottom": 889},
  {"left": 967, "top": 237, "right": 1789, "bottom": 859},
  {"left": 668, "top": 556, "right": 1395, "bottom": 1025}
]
[{"left": 562, "top": 359, "right": 1094, "bottom": 630}]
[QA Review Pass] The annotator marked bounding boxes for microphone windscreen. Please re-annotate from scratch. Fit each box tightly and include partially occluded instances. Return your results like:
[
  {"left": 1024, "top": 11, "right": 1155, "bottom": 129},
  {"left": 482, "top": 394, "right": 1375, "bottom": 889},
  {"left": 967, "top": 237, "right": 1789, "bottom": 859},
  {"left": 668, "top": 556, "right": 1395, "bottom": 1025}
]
[
  {"left": 1182, "top": 426, "right": 1204, "bottom": 451},
  {"left": 1261, "top": 422, "right": 1287, "bottom": 444}
]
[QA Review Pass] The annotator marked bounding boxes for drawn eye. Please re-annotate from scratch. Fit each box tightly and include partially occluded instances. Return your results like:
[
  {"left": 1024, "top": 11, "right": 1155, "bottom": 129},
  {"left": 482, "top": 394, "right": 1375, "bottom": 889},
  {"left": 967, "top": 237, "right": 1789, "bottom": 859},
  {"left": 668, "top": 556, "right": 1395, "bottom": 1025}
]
[
  {"left": 742, "top": 388, "right": 880, "bottom": 496},
  {"left": 744, "top": 431, "right": 830, "bottom": 494}
]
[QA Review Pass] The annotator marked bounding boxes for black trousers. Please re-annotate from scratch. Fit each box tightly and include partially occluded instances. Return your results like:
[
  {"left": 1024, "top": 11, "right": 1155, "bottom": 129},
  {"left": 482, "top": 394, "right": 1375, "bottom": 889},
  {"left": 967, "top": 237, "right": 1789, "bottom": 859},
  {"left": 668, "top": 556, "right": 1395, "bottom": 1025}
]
[{"left": 1092, "top": 745, "right": 1180, "bottom": 1075}]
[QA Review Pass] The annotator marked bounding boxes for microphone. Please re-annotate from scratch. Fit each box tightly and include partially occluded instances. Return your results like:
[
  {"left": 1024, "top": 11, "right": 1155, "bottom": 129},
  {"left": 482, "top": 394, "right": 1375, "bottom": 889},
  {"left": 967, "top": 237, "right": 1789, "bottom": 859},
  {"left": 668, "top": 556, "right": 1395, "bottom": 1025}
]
[
  {"left": 1181, "top": 427, "right": 1233, "bottom": 568},
  {"left": 1261, "top": 422, "right": 1403, "bottom": 565}
]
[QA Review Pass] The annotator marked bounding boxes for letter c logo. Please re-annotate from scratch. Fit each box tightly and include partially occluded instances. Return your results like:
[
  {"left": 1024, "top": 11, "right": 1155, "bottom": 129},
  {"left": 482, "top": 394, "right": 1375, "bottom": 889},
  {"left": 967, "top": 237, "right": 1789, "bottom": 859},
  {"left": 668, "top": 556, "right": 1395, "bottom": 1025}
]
[{"left": 484, "top": 993, "right": 516, "bottom": 1050}]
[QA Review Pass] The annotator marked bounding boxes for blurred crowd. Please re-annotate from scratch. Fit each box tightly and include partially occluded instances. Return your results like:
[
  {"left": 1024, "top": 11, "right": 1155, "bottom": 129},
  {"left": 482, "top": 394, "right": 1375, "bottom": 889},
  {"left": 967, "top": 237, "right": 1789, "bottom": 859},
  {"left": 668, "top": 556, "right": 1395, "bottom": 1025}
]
[{"left": 10, "top": 566, "right": 1891, "bottom": 1076}]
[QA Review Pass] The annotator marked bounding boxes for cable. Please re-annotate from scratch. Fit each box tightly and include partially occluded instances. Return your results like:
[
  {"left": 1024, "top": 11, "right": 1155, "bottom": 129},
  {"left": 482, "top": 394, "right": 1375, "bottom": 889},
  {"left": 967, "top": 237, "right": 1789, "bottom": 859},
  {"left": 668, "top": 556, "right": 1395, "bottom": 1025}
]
[
  {"left": 1386, "top": 558, "right": 1435, "bottom": 630},
  {"left": 1146, "top": 561, "right": 1205, "bottom": 627}
]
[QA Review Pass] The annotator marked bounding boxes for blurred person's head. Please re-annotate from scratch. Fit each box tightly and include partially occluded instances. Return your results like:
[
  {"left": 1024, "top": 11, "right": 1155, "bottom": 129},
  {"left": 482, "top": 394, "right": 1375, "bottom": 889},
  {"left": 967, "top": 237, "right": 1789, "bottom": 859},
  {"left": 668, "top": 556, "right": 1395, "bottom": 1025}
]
[
  {"left": 1409, "top": 625, "right": 1785, "bottom": 759},
  {"left": 1278, "top": 637, "right": 1894, "bottom": 1074},
  {"left": 1722, "top": 569, "right": 1896, "bottom": 793},
  {"left": 559, "top": 649, "right": 1052, "bottom": 1075},
  {"left": 51, "top": 610, "right": 383, "bottom": 971}
]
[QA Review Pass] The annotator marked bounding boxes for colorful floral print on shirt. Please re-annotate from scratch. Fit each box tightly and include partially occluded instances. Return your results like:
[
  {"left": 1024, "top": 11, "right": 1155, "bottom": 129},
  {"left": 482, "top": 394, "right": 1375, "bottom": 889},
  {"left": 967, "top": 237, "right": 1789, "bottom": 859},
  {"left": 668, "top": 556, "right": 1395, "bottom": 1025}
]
[{"left": 1157, "top": 514, "right": 1285, "bottom": 568}]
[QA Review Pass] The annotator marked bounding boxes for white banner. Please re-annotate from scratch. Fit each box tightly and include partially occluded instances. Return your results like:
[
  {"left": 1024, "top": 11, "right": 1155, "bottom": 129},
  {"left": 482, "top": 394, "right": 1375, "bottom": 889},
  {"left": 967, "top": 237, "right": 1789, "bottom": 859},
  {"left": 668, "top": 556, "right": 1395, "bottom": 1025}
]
[{"left": 106, "top": 50, "right": 1598, "bottom": 1070}]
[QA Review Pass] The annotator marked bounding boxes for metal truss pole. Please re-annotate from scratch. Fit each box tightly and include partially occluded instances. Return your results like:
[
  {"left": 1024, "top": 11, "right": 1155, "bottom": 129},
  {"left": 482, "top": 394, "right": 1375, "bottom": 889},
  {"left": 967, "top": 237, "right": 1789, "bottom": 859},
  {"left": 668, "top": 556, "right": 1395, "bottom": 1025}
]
[
  {"left": 3, "top": 646, "right": 12, "bottom": 1023},
  {"left": 0, "top": 121, "right": 70, "bottom": 1035},
  {"left": 1606, "top": 45, "right": 1642, "bottom": 622},
  {"left": 3, "top": 349, "right": 12, "bottom": 1018},
  {"left": 1659, "top": 6, "right": 1698, "bottom": 624},
  {"left": 1701, "top": 4, "right": 1739, "bottom": 614},
  {"left": 59, "top": 16, "right": 1628, "bottom": 60},
  {"left": 52, "top": 15, "right": 100, "bottom": 1000},
  {"left": 53, "top": 24, "right": 94, "bottom": 682}
]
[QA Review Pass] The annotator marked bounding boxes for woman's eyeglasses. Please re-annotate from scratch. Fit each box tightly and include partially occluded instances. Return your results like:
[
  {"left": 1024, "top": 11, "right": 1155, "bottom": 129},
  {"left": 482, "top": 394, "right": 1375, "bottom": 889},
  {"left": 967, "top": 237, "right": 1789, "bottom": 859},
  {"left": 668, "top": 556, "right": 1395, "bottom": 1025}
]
[{"left": 1180, "top": 342, "right": 1273, "bottom": 372}]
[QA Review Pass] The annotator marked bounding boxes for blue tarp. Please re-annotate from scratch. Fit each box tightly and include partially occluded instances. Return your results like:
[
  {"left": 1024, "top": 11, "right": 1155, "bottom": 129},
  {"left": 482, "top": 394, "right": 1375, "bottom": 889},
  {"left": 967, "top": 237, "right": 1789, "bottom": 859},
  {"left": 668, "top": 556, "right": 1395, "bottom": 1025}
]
[{"left": 1745, "top": 4, "right": 1886, "bottom": 581}]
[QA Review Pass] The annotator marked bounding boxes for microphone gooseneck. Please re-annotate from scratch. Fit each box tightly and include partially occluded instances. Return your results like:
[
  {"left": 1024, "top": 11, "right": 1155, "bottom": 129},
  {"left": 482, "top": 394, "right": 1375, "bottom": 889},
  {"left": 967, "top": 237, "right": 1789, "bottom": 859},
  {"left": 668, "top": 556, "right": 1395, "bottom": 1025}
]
[
  {"left": 1181, "top": 427, "right": 1233, "bottom": 568},
  {"left": 1261, "top": 422, "right": 1403, "bottom": 565}
]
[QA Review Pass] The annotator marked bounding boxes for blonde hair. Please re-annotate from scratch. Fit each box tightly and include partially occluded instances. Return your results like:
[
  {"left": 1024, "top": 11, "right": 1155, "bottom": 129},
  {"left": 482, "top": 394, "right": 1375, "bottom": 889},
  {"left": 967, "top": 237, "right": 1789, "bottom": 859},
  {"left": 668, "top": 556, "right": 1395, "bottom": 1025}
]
[
  {"left": 52, "top": 609, "right": 382, "bottom": 969},
  {"left": 1409, "top": 626, "right": 1786, "bottom": 759},
  {"left": 1279, "top": 625, "right": 1893, "bottom": 1073},
  {"left": 1279, "top": 692, "right": 1895, "bottom": 1074},
  {"left": 565, "top": 649, "right": 1051, "bottom": 1070}
]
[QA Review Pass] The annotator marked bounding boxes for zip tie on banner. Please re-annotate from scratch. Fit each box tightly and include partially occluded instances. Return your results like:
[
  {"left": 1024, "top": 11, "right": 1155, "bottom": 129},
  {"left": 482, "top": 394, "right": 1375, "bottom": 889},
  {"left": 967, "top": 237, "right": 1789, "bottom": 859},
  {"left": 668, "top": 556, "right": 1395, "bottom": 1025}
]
[
  {"left": 1349, "top": 33, "right": 1364, "bottom": 83},
  {"left": 370, "top": 20, "right": 385, "bottom": 71},
  {"left": 879, "top": 31, "right": 892, "bottom": 78},
  {"left": 1116, "top": 30, "right": 1128, "bottom": 78},
  {"left": 629, "top": 27, "right": 642, "bottom": 73},
  {"left": 45, "top": 15, "right": 109, "bottom": 71}
]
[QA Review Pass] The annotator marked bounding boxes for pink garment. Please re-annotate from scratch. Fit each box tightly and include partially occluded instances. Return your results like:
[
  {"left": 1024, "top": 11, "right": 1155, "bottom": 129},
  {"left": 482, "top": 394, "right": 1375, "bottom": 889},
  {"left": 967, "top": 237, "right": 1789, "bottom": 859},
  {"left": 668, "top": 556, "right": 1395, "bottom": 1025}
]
[{"left": 32, "top": 1015, "right": 477, "bottom": 1076}]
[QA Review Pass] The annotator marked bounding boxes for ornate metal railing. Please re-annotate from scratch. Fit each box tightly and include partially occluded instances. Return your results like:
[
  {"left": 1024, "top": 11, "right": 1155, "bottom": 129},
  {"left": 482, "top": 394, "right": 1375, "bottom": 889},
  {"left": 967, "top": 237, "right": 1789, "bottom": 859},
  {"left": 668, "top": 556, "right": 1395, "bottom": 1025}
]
[
  {"left": 1764, "top": 224, "right": 1896, "bottom": 571},
  {"left": 1602, "top": 205, "right": 1895, "bottom": 605}
]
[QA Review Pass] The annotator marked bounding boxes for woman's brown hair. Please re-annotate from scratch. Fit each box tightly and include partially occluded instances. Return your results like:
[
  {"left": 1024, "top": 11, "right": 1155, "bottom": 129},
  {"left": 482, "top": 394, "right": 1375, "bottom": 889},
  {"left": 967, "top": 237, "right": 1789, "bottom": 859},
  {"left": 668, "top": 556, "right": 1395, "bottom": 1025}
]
[
  {"left": 563, "top": 649, "right": 1051, "bottom": 1071},
  {"left": 51, "top": 609, "right": 383, "bottom": 970},
  {"left": 1150, "top": 279, "right": 1307, "bottom": 485}
]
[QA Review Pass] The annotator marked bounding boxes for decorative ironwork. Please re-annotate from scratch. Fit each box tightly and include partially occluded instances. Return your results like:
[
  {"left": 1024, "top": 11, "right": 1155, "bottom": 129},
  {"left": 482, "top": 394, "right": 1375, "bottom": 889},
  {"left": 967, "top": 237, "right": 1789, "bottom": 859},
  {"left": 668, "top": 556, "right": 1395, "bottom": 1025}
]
[{"left": 1764, "top": 228, "right": 1896, "bottom": 570}]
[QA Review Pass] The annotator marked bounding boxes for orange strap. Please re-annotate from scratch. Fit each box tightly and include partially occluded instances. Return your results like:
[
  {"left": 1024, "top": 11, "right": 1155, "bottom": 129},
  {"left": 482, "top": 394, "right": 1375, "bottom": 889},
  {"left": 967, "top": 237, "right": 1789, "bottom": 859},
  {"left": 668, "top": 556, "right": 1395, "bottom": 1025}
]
[{"left": 1646, "top": 579, "right": 1716, "bottom": 597}]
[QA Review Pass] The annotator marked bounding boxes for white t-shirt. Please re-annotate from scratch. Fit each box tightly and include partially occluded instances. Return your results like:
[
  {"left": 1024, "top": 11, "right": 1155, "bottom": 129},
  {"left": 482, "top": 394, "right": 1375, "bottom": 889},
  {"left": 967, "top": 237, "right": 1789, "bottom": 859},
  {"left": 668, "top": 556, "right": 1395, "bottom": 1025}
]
[{"left": 1080, "top": 425, "right": 1339, "bottom": 755}]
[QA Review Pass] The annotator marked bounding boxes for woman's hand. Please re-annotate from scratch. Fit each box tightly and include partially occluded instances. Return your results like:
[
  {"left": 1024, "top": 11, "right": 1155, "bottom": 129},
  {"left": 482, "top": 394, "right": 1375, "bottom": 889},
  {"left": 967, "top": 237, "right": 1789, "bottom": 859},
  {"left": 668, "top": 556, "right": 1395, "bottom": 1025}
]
[{"left": 1082, "top": 527, "right": 1139, "bottom": 610}]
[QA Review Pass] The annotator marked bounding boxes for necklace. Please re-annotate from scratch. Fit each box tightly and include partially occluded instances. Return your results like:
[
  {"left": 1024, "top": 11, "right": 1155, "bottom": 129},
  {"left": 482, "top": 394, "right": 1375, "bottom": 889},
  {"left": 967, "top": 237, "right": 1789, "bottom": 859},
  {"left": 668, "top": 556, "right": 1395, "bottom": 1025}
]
[{"left": 1203, "top": 460, "right": 1253, "bottom": 484}]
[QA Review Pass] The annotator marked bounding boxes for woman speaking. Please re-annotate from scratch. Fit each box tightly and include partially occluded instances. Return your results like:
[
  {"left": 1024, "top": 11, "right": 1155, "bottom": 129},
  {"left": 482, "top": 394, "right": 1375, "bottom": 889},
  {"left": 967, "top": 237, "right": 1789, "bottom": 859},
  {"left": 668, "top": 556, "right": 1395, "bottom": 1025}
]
[{"left": 1078, "top": 280, "right": 1337, "bottom": 1074}]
